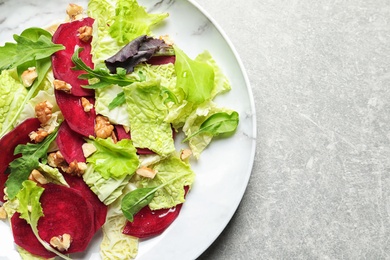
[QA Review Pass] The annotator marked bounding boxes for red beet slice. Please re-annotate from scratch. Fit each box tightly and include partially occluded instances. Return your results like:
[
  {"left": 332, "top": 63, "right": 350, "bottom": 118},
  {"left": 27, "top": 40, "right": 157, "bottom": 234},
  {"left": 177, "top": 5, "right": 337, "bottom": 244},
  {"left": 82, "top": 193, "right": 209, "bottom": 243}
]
[
  {"left": 122, "top": 186, "right": 189, "bottom": 239},
  {"left": 57, "top": 121, "right": 86, "bottom": 163},
  {"left": 63, "top": 174, "right": 107, "bottom": 232},
  {"left": 11, "top": 183, "right": 96, "bottom": 257},
  {"left": 147, "top": 55, "right": 176, "bottom": 65},
  {"left": 52, "top": 17, "right": 95, "bottom": 97},
  {"left": 55, "top": 90, "right": 96, "bottom": 137},
  {"left": 0, "top": 118, "right": 41, "bottom": 202}
]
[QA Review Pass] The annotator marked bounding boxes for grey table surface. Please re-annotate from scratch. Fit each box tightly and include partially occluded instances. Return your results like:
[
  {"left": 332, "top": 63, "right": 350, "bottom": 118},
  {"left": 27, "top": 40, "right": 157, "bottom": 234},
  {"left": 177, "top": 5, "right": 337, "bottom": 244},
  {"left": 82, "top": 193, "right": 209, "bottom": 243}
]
[{"left": 196, "top": 0, "right": 390, "bottom": 259}]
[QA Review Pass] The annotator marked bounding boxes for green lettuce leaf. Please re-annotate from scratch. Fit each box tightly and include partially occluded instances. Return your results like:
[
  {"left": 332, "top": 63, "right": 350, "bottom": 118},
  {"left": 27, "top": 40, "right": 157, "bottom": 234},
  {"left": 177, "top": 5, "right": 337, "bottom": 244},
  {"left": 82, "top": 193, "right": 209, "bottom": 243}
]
[
  {"left": 138, "top": 155, "right": 195, "bottom": 210},
  {"left": 100, "top": 183, "right": 139, "bottom": 260},
  {"left": 83, "top": 164, "right": 131, "bottom": 205},
  {"left": 86, "top": 137, "right": 139, "bottom": 180},
  {"left": 173, "top": 46, "right": 214, "bottom": 105},
  {"left": 109, "top": 0, "right": 168, "bottom": 45},
  {"left": 37, "top": 163, "right": 69, "bottom": 187},
  {"left": 123, "top": 80, "right": 175, "bottom": 157},
  {"left": 0, "top": 70, "right": 27, "bottom": 134}
]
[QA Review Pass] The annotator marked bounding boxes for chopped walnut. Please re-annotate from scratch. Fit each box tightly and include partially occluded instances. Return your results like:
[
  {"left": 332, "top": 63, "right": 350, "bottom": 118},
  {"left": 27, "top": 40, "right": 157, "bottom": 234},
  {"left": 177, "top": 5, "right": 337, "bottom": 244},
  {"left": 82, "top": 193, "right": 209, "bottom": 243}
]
[
  {"left": 81, "top": 97, "right": 93, "bottom": 112},
  {"left": 50, "top": 234, "right": 72, "bottom": 252},
  {"left": 82, "top": 143, "right": 97, "bottom": 158},
  {"left": 66, "top": 3, "right": 83, "bottom": 21},
  {"left": 136, "top": 166, "right": 157, "bottom": 179},
  {"left": 180, "top": 149, "right": 192, "bottom": 161},
  {"left": 94, "top": 115, "right": 114, "bottom": 139},
  {"left": 0, "top": 206, "right": 7, "bottom": 219},
  {"left": 48, "top": 151, "right": 66, "bottom": 168},
  {"left": 78, "top": 26, "right": 93, "bottom": 42},
  {"left": 65, "top": 161, "right": 87, "bottom": 177},
  {"left": 53, "top": 79, "right": 72, "bottom": 93},
  {"left": 35, "top": 101, "right": 53, "bottom": 125},
  {"left": 29, "top": 129, "right": 49, "bottom": 143},
  {"left": 21, "top": 67, "right": 38, "bottom": 87},
  {"left": 29, "top": 169, "right": 48, "bottom": 185},
  {"left": 159, "top": 35, "right": 174, "bottom": 46}
]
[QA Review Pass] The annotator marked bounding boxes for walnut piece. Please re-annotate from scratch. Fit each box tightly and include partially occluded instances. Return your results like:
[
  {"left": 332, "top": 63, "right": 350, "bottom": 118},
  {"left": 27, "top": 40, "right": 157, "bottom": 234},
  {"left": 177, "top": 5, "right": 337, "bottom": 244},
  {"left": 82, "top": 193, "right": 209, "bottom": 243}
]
[
  {"left": 66, "top": 3, "right": 83, "bottom": 20},
  {"left": 29, "top": 129, "right": 49, "bottom": 143},
  {"left": 48, "top": 151, "right": 66, "bottom": 168},
  {"left": 21, "top": 67, "right": 38, "bottom": 87},
  {"left": 159, "top": 35, "right": 174, "bottom": 46},
  {"left": 78, "top": 26, "right": 93, "bottom": 42},
  {"left": 0, "top": 206, "right": 7, "bottom": 220},
  {"left": 50, "top": 234, "right": 72, "bottom": 252},
  {"left": 136, "top": 166, "right": 157, "bottom": 179},
  {"left": 94, "top": 115, "right": 114, "bottom": 139},
  {"left": 53, "top": 79, "right": 72, "bottom": 93},
  {"left": 65, "top": 161, "right": 87, "bottom": 177},
  {"left": 35, "top": 101, "right": 53, "bottom": 125},
  {"left": 81, "top": 97, "right": 93, "bottom": 112},
  {"left": 29, "top": 169, "right": 48, "bottom": 185}
]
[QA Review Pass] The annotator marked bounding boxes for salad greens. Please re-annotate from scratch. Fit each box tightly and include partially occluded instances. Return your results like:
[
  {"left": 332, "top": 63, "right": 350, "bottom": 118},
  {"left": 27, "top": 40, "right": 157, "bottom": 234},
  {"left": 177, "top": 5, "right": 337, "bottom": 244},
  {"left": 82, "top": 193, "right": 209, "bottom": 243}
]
[
  {"left": 86, "top": 137, "right": 139, "bottom": 179},
  {"left": 0, "top": 0, "right": 240, "bottom": 259},
  {"left": 6, "top": 129, "right": 59, "bottom": 199},
  {"left": 0, "top": 28, "right": 62, "bottom": 138}
]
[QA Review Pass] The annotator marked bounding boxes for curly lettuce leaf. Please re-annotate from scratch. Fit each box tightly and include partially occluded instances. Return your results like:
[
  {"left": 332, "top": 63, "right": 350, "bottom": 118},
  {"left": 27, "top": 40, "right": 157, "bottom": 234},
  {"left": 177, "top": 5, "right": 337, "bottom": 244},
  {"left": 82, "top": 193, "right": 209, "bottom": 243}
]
[
  {"left": 123, "top": 80, "right": 175, "bottom": 157},
  {"left": 86, "top": 137, "right": 139, "bottom": 180},
  {"left": 109, "top": 0, "right": 168, "bottom": 45}
]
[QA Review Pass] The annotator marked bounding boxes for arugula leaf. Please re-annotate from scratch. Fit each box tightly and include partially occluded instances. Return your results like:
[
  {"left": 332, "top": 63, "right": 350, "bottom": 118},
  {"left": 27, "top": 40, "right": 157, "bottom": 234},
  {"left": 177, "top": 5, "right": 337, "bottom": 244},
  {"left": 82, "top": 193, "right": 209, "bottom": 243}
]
[
  {"left": 0, "top": 28, "right": 60, "bottom": 138},
  {"left": 71, "top": 48, "right": 137, "bottom": 89},
  {"left": 108, "top": 91, "right": 126, "bottom": 110},
  {"left": 121, "top": 187, "right": 157, "bottom": 222},
  {"left": 6, "top": 128, "right": 59, "bottom": 199},
  {"left": 182, "top": 111, "right": 239, "bottom": 142},
  {"left": 16, "top": 180, "right": 72, "bottom": 260},
  {"left": 0, "top": 28, "right": 64, "bottom": 72}
]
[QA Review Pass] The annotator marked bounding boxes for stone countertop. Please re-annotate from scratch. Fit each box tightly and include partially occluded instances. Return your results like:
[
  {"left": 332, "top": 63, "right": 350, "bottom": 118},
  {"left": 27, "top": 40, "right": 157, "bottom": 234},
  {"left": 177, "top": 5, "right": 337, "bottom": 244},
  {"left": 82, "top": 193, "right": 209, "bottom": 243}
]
[{"left": 196, "top": 0, "right": 390, "bottom": 259}]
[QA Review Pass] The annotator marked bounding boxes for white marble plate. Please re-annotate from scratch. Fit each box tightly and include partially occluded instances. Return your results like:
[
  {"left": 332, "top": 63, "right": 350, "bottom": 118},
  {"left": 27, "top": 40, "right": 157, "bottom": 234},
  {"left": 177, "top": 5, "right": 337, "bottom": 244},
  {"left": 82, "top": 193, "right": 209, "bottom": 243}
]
[{"left": 0, "top": 0, "right": 256, "bottom": 259}]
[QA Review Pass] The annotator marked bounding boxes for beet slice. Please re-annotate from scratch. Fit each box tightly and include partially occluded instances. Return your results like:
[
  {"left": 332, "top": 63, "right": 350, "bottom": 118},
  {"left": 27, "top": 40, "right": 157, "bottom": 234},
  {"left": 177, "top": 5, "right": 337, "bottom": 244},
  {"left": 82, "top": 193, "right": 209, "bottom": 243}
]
[
  {"left": 55, "top": 90, "right": 96, "bottom": 137},
  {"left": 122, "top": 186, "right": 189, "bottom": 239},
  {"left": 57, "top": 120, "right": 86, "bottom": 163},
  {"left": 52, "top": 17, "right": 95, "bottom": 97},
  {"left": 63, "top": 174, "right": 107, "bottom": 232},
  {"left": 147, "top": 55, "right": 176, "bottom": 65},
  {"left": 11, "top": 183, "right": 96, "bottom": 257},
  {"left": 0, "top": 118, "right": 41, "bottom": 202}
]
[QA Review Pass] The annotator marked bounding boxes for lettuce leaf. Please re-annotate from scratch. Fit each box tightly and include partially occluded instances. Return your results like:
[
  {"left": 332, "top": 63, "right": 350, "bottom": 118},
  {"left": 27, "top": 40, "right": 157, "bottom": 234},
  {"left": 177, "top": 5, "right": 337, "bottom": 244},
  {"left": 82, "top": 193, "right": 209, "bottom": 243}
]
[
  {"left": 138, "top": 155, "right": 195, "bottom": 210},
  {"left": 173, "top": 46, "right": 214, "bottom": 105},
  {"left": 0, "top": 70, "right": 27, "bottom": 134},
  {"left": 100, "top": 183, "right": 138, "bottom": 260},
  {"left": 123, "top": 80, "right": 175, "bottom": 157},
  {"left": 109, "top": 0, "right": 168, "bottom": 45},
  {"left": 86, "top": 137, "right": 139, "bottom": 180},
  {"left": 83, "top": 164, "right": 131, "bottom": 205}
]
